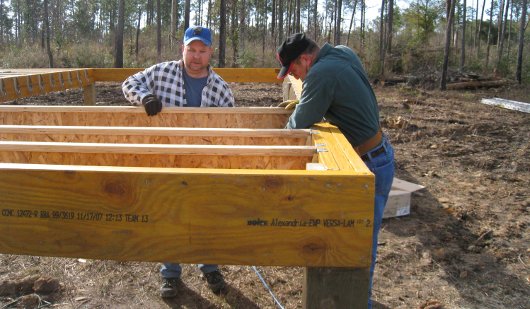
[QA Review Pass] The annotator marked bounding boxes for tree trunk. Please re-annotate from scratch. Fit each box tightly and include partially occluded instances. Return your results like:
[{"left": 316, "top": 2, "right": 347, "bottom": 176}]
[
  {"left": 360, "top": 0, "right": 366, "bottom": 49},
  {"left": 271, "top": 0, "right": 276, "bottom": 39},
  {"left": 460, "top": 0, "right": 466, "bottom": 71},
  {"left": 485, "top": 0, "right": 493, "bottom": 67},
  {"left": 135, "top": 6, "right": 141, "bottom": 59},
  {"left": 171, "top": 0, "right": 177, "bottom": 50},
  {"left": 114, "top": 0, "right": 125, "bottom": 68},
  {"left": 206, "top": 0, "right": 212, "bottom": 29},
  {"left": 477, "top": 0, "right": 486, "bottom": 56},
  {"left": 516, "top": 0, "right": 527, "bottom": 83},
  {"left": 506, "top": 2, "right": 514, "bottom": 59},
  {"left": 230, "top": 0, "right": 238, "bottom": 67},
  {"left": 440, "top": 0, "right": 456, "bottom": 90},
  {"left": 387, "top": 0, "right": 394, "bottom": 54},
  {"left": 334, "top": 0, "right": 342, "bottom": 45},
  {"left": 347, "top": 0, "right": 359, "bottom": 46},
  {"left": 379, "top": 0, "right": 386, "bottom": 76},
  {"left": 239, "top": 0, "right": 246, "bottom": 51},
  {"left": 147, "top": 0, "right": 153, "bottom": 26},
  {"left": 386, "top": 0, "right": 394, "bottom": 73},
  {"left": 262, "top": 0, "right": 267, "bottom": 65},
  {"left": 313, "top": 0, "right": 319, "bottom": 39},
  {"left": 473, "top": 0, "right": 479, "bottom": 48},
  {"left": 278, "top": 0, "right": 284, "bottom": 44},
  {"left": 288, "top": 0, "right": 293, "bottom": 35},
  {"left": 184, "top": 0, "right": 190, "bottom": 30},
  {"left": 156, "top": 0, "right": 161, "bottom": 62},
  {"left": 494, "top": 0, "right": 503, "bottom": 66},
  {"left": 43, "top": 0, "right": 53, "bottom": 68},
  {"left": 496, "top": 0, "right": 504, "bottom": 63},
  {"left": 219, "top": 0, "right": 227, "bottom": 67},
  {"left": 0, "top": 0, "right": 3, "bottom": 45},
  {"left": 295, "top": 0, "right": 301, "bottom": 32},
  {"left": 506, "top": 1, "right": 513, "bottom": 58},
  {"left": 496, "top": 0, "right": 510, "bottom": 71}
]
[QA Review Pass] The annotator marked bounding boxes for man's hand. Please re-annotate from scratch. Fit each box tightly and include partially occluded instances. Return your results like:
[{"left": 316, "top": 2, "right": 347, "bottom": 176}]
[
  {"left": 142, "top": 95, "right": 162, "bottom": 116},
  {"left": 277, "top": 99, "right": 299, "bottom": 110}
]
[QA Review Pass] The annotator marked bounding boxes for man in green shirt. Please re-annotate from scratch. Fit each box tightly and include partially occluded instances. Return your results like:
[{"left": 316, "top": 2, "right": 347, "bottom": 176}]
[{"left": 276, "top": 33, "right": 395, "bottom": 308}]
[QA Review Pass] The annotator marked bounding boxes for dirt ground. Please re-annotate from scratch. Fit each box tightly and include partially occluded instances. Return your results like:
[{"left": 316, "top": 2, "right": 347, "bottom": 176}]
[{"left": 0, "top": 81, "right": 528, "bottom": 309}]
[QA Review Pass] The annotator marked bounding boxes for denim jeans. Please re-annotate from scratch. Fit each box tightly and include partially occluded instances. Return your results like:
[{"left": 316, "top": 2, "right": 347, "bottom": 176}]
[
  {"left": 160, "top": 263, "right": 219, "bottom": 279},
  {"left": 361, "top": 135, "right": 395, "bottom": 308}
]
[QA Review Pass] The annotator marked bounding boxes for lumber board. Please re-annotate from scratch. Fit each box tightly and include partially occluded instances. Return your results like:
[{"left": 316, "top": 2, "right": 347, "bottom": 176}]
[
  {"left": 0, "top": 125, "right": 311, "bottom": 145},
  {"left": 91, "top": 68, "right": 281, "bottom": 83},
  {"left": 0, "top": 152, "right": 310, "bottom": 169},
  {"left": 0, "top": 163, "right": 374, "bottom": 267},
  {"left": 0, "top": 141, "right": 316, "bottom": 156},
  {"left": 0, "top": 68, "right": 280, "bottom": 103},
  {"left": 213, "top": 68, "right": 281, "bottom": 83},
  {"left": 286, "top": 75, "right": 303, "bottom": 99},
  {"left": 480, "top": 97, "right": 530, "bottom": 113},
  {"left": 0, "top": 106, "right": 292, "bottom": 128}
]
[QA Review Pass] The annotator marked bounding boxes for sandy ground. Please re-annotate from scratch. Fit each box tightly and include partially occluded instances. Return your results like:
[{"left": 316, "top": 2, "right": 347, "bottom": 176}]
[{"left": 0, "top": 81, "right": 528, "bottom": 309}]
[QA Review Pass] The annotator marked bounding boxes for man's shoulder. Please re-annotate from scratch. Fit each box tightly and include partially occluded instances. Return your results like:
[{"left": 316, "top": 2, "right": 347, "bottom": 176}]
[
  {"left": 208, "top": 68, "right": 230, "bottom": 85},
  {"left": 142, "top": 61, "right": 181, "bottom": 74},
  {"left": 152, "top": 60, "right": 181, "bottom": 70}
]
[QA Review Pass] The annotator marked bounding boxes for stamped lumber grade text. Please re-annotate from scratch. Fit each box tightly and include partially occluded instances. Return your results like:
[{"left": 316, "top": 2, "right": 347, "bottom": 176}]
[
  {"left": 1, "top": 208, "right": 149, "bottom": 223},
  {"left": 247, "top": 217, "right": 372, "bottom": 228}
]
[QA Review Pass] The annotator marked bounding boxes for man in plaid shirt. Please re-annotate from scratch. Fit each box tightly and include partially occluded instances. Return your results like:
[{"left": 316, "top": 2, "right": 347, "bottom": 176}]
[
  {"left": 122, "top": 25, "right": 235, "bottom": 116},
  {"left": 122, "top": 26, "right": 231, "bottom": 297}
]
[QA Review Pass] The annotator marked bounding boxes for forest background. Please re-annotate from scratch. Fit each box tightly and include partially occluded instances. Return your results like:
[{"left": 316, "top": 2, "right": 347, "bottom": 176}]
[{"left": 0, "top": 0, "right": 528, "bottom": 88}]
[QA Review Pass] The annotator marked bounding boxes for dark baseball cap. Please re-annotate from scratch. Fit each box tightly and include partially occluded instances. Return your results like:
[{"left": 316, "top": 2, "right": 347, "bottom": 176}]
[
  {"left": 184, "top": 26, "right": 212, "bottom": 46},
  {"left": 276, "top": 33, "right": 310, "bottom": 79}
]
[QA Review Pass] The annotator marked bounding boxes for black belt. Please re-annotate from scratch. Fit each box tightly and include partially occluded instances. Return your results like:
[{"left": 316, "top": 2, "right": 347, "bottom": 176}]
[{"left": 361, "top": 145, "right": 386, "bottom": 161}]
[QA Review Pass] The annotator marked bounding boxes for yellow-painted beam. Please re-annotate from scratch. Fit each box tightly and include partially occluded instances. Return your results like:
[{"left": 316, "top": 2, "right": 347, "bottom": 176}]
[
  {"left": 0, "top": 163, "right": 374, "bottom": 267},
  {"left": 91, "top": 68, "right": 281, "bottom": 83},
  {"left": 0, "top": 69, "right": 94, "bottom": 103},
  {"left": 0, "top": 68, "right": 279, "bottom": 103}
]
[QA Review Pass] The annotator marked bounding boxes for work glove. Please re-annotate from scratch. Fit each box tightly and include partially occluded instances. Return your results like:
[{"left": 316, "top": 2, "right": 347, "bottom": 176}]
[
  {"left": 277, "top": 99, "right": 299, "bottom": 110},
  {"left": 142, "top": 94, "right": 162, "bottom": 116}
]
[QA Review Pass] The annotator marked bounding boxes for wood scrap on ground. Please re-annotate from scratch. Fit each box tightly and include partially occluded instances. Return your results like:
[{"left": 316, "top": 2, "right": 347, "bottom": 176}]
[{"left": 480, "top": 98, "right": 530, "bottom": 113}]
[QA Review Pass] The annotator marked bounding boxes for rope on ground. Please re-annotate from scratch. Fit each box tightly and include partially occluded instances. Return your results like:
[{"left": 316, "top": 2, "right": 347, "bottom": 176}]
[{"left": 251, "top": 266, "right": 285, "bottom": 309}]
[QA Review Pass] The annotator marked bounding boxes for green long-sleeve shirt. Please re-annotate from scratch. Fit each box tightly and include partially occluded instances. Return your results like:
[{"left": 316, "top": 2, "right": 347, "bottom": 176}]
[{"left": 286, "top": 43, "right": 380, "bottom": 147}]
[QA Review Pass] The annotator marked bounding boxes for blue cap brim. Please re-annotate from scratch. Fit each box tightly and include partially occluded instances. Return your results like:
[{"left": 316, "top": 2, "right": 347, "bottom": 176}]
[{"left": 184, "top": 38, "right": 211, "bottom": 46}]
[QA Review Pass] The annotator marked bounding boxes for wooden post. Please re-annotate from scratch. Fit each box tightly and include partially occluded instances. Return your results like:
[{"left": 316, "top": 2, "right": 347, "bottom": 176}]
[
  {"left": 83, "top": 83, "right": 96, "bottom": 105},
  {"left": 302, "top": 77, "right": 371, "bottom": 309},
  {"left": 303, "top": 267, "right": 370, "bottom": 309}
]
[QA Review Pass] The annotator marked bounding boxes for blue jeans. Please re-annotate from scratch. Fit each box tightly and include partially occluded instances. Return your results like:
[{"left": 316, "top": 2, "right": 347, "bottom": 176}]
[
  {"left": 160, "top": 263, "right": 219, "bottom": 279},
  {"left": 361, "top": 135, "right": 395, "bottom": 308}
]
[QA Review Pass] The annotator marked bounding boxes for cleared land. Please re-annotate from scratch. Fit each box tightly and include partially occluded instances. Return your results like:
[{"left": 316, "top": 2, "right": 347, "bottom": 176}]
[{"left": 0, "top": 82, "right": 528, "bottom": 309}]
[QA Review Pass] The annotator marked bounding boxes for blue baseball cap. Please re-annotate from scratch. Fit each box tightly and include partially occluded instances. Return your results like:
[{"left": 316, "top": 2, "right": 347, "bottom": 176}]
[{"left": 184, "top": 26, "right": 212, "bottom": 46}]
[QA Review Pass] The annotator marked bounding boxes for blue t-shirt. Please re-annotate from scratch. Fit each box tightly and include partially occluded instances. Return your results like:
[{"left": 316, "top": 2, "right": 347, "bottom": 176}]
[{"left": 183, "top": 69, "right": 208, "bottom": 107}]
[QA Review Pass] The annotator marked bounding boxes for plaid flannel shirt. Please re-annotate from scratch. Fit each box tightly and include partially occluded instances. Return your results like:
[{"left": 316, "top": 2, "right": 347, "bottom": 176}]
[{"left": 122, "top": 60, "right": 235, "bottom": 107}]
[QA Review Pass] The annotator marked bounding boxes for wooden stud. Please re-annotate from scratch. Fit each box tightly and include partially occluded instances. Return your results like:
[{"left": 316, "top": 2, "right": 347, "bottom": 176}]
[{"left": 83, "top": 83, "right": 96, "bottom": 105}]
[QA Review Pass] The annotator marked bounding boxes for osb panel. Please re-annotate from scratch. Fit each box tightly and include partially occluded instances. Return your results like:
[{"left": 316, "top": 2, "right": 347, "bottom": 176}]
[{"left": 0, "top": 107, "right": 291, "bottom": 128}]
